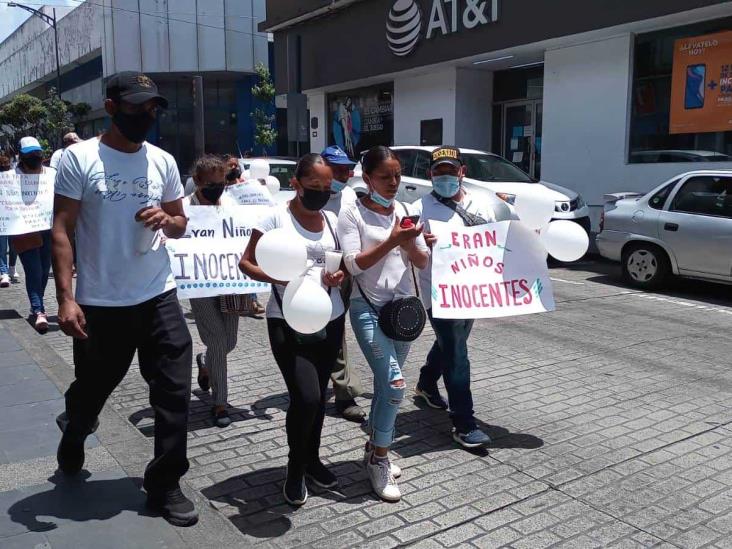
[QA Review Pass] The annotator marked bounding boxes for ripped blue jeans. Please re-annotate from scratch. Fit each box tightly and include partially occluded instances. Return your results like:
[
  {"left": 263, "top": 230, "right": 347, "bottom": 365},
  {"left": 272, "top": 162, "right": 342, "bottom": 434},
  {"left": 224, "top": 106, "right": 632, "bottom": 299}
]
[{"left": 349, "top": 297, "right": 410, "bottom": 448}]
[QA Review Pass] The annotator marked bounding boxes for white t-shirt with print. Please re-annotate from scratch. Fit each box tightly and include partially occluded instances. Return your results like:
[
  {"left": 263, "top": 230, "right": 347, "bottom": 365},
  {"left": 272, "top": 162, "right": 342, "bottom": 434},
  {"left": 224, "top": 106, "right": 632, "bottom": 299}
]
[
  {"left": 55, "top": 139, "right": 184, "bottom": 307},
  {"left": 411, "top": 189, "right": 497, "bottom": 308},
  {"left": 255, "top": 205, "right": 345, "bottom": 321},
  {"left": 323, "top": 185, "right": 357, "bottom": 216},
  {"left": 337, "top": 200, "right": 428, "bottom": 308},
  {"left": 49, "top": 148, "right": 64, "bottom": 170}
]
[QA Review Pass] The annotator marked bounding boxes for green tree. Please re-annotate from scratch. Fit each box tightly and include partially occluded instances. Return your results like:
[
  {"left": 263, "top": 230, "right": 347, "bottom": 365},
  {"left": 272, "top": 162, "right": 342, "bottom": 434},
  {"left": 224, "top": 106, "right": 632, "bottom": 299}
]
[{"left": 250, "top": 63, "right": 277, "bottom": 155}]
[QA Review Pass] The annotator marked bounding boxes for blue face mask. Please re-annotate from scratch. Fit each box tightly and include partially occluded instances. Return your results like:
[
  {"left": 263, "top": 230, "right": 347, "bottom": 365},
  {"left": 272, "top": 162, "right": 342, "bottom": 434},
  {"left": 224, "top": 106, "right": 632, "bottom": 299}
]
[
  {"left": 370, "top": 189, "right": 394, "bottom": 208},
  {"left": 330, "top": 179, "right": 346, "bottom": 193},
  {"left": 432, "top": 175, "right": 461, "bottom": 198}
]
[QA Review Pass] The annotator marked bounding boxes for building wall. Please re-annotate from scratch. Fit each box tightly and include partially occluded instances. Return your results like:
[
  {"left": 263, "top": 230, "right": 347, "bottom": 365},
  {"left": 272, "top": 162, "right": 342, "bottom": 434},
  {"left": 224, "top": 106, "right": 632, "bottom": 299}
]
[
  {"left": 394, "top": 68, "right": 457, "bottom": 146},
  {"left": 455, "top": 69, "right": 494, "bottom": 151},
  {"left": 0, "top": 3, "right": 100, "bottom": 100},
  {"left": 103, "top": 0, "right": 269, "bottom": 76},
  {"left": 542, "top": 33, "right": 732, "bottom": 227}
]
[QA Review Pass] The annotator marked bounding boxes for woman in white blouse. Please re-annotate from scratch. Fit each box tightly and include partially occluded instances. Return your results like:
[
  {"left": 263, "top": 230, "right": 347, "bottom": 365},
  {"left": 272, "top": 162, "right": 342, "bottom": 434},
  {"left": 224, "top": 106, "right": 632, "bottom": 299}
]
[{"left": 337, "top": 146, "right": 429, "bottom": 502}]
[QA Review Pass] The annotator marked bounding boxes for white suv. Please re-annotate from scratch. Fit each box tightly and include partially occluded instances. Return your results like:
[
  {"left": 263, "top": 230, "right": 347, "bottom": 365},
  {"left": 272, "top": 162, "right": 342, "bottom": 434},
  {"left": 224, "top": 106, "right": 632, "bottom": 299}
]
[{"left": 348, "top": 146, "right": 591, "bottom": 232}]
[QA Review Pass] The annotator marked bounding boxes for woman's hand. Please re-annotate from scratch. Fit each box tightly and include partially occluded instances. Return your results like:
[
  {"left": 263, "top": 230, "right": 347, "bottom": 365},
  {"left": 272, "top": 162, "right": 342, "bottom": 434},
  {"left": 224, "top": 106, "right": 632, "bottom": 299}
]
[
  {"left": 322, "top": 269, "right": 345, "bottom": 288},
  {"left": 388, "top": 217, "right": 424, "bottom": 248},
  {"left": 424, "top": 232, "right": 437, "bottom": 249}
]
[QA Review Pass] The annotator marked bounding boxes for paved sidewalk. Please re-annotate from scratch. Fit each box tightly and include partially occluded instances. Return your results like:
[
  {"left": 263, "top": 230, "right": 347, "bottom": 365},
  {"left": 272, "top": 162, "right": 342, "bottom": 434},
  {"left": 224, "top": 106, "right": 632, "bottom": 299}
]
[
  {"left": 0, "top": 292, "right": 244, "bottom": 548},
  {"left": 2, "top": 261, "right": 732, "bottom": 548}
]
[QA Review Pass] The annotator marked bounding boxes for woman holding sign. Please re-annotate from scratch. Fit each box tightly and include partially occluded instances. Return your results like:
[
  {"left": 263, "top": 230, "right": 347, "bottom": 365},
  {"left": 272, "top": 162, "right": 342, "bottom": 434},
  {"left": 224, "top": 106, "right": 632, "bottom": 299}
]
[
  {"left": 336, "top": 146, "right": 429, "bottom": 502},
  {"left": 184, "top": 155, "right": 239, "bottom": 428},
  {"left": 240, "top": 154, "right": 347, "bottom": 507}
]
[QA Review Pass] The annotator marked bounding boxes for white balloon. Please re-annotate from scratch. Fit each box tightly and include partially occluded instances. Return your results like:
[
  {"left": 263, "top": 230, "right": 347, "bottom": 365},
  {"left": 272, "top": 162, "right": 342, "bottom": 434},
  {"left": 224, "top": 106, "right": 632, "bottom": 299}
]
[
  {"left": 249, "top": 159, "right": 270, "bottom": 179},
  {"left": 264, "top": 175, "right": 280, "bottom": 196},
  {"left": 283, "top": 276, "right": 332, "bottom": 334},
  {"left": 514, "top": 188, "right": 556, "bottom": 230},
  {"left": 255, "top": 228, "right": 307, "bottom": 281},
  {"left": 541, "top": 220, "right": 589, "bottom": 262}
]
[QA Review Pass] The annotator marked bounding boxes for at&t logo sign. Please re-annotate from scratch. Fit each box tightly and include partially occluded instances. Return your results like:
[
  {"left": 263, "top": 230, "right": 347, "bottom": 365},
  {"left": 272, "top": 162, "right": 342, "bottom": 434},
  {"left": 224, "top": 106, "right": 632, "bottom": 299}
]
[{"left": 386, "top": 0, "right": 499, "bottom": 57}]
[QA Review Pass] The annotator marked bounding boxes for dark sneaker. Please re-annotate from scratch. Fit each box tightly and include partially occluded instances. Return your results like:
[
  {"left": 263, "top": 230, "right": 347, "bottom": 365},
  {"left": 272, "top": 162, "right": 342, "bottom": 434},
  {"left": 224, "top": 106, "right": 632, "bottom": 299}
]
[
  {"left": 57, "top": 429, "right": 86, "bottom": 475},
  {"left": 146, "top": 487, "right": 199, "bottom": 527},
  {"left": 212, "top": 407, "right": 231, "bottom": 428},
  {"left": 335, "top": 399, "right": 366, "bottom": 423},
  {"left": 283, "top": 468, "right": 308, "bottom": 506},
  {"left": 196, "top": 353, "right": 209, "bottom": 392},
  {"left": 453, "top": 427, "right": 491, "bottom": 449},
  {"left": 414, "top": 383, "right": 448, "bottom": 410},
  {"left": 305, "top": 461, "right": 338, "bottom": 489}
]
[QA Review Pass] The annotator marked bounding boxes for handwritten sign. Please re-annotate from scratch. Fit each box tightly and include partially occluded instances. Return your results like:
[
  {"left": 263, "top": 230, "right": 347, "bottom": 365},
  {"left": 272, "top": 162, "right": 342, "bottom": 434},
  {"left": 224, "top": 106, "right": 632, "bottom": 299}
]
[
  {"left": 430, "top": 220, "right": 555, "bottom": 319},
  {"left": 166, "top": 205, "right": 271, "bottom": 299},
  {"left": 0, "top": 172, "right": 55, "bottom": 235},
  {"left": 225, "top": 182, "right": 275, "bottom": 206}
]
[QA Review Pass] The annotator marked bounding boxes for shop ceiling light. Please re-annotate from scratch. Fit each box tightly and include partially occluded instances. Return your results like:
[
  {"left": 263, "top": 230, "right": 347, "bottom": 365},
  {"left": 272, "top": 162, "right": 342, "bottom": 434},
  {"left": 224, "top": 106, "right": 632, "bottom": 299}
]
[
  {"left": 473, "top": 55, "right": 514, "bottom": 65},
  {"left": 509, "top": 61, "right": 545, "bottom": 69}
]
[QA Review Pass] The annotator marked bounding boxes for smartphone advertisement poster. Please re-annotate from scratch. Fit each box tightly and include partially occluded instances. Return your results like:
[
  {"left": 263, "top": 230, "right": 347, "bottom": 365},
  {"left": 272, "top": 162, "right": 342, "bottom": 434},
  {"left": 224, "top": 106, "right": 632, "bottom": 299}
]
[{"left": 670, "top": 30, "right": 732, "bottom": 134}]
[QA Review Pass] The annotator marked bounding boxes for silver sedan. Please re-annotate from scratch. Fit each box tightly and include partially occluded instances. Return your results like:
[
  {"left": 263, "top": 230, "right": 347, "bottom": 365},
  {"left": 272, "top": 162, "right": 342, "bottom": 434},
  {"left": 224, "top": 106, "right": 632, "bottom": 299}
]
[{"left": 596, "top": 170, "right": 732, "bottom": 289}]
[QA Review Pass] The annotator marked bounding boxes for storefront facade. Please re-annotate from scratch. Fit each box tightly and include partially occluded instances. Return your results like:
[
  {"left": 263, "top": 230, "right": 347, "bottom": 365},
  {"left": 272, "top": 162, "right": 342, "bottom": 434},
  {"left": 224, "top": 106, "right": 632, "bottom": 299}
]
[{"left": 263, "top": 0, "right": 732, "bottom": 227}]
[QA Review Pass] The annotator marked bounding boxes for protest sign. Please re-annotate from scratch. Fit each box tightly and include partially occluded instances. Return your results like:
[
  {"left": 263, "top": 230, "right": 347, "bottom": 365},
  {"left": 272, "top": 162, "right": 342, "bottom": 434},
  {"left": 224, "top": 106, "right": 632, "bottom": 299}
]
[
  {"left": 0, "top": 172, "right": 55, "bottom": 235},
  {"left": 430, "top": 220, "right": 555, "bottom": 319},
  {"left": 166, "top": 205, "right": 271, "bottom": 299},
  {"left": 225, "top": 182, "right": 275, "bottom": 206}
]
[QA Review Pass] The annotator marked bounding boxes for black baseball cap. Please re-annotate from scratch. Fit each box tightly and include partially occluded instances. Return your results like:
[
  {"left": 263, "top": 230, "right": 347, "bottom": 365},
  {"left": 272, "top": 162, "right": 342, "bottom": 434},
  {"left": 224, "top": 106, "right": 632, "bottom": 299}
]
[
  {"left": 430, "top": 146, "right": 463, "bottom": 170},
  {"left": 106, "top": 71, "right": 168, "bottom": 108}
]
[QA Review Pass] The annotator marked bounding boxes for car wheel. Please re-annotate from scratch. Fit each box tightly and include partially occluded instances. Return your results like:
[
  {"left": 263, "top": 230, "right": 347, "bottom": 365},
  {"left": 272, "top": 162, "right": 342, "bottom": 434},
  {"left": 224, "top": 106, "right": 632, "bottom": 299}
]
[{"left": 621, "top": 243, "right": 670, "bottom": 290}]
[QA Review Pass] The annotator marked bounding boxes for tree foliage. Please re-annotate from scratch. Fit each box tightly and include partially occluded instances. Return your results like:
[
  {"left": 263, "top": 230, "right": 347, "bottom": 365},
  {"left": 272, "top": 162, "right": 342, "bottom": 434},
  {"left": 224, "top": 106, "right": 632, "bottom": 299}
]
[
  {"left": 0, "top": 88, "right": 90, "bottom": 152},
  {"left": 251, "top": 63, "right": 277, "bottom": 154}
]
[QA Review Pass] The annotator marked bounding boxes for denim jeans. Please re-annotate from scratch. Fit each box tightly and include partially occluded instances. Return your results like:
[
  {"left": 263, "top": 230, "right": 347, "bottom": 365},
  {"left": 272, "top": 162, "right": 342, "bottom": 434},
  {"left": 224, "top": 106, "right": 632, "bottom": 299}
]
[
  {"left": 0, "top": 235, "right": 17, "bottom": 275},
  {"left": 419, "top": 309, "right": 476, "bottom": 433},
  {"left": 18, "top": 231, "right": 52, "bottom": 314},
  {"left": 349, "top": 297, "right": 410, "bottom": 448}
]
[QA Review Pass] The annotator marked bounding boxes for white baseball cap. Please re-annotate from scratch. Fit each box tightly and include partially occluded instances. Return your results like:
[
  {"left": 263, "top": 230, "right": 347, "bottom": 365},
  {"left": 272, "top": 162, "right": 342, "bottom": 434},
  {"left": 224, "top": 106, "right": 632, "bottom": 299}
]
[{"left": 19, "top": 137, "right": 42, "bottom": 154}]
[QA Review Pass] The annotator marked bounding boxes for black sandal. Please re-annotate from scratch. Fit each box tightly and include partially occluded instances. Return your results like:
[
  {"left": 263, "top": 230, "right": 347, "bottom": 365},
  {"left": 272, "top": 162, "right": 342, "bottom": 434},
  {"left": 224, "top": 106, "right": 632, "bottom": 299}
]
[{"left": 196, "top": 353, "right": 210, "bottom": 392}]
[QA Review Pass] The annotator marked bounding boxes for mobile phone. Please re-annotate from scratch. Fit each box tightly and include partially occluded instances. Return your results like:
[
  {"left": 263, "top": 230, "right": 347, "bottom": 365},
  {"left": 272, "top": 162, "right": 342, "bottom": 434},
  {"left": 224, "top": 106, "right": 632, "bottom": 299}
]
[
  {"left": 400, "top": 215, "right": 420, "bottom": 228},
  {"left": 685, "top": 64, "right": 706, "bottom": 110}
]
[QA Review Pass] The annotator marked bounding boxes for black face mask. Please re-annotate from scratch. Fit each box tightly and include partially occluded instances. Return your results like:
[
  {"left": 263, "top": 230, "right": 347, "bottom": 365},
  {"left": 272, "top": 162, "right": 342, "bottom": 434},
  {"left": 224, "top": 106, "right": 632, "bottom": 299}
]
[
  {"left": 300, "top": 187, "right": 331, "bottom": 211},
  {"left": 21, "top": 154, "right": 43, "bottom": 170},
  {"left": 226, "top": 167, "right": 242, "bottom": 182},
  {"left": 200, "top": 185, "right": 226, "bottom": 204},
  {"left": 112, "top": 110, "right": 156, "bottom": 144},
  {"left": 0, "top": 165, "right": 10, "bottom": 172}
]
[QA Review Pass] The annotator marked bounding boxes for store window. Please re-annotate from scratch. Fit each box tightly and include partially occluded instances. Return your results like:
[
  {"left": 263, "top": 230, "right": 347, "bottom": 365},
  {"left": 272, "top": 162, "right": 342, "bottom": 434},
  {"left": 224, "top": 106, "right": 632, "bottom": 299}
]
[
  {"left": 630, "top": 19, "right": 732, "bottom": 163},
  {"left": 327, "top": 83, "right": 394, "bottom": 160}
]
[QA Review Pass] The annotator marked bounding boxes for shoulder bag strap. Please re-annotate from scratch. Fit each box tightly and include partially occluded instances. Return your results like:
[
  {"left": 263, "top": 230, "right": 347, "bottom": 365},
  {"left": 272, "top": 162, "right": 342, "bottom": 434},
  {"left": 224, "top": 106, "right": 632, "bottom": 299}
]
[
  {"left": 430, "top": 190, "right": 488, "bottom": 227},
  {"left": 398, "top": 201, "right": 420, "bottom": 298},
  {"left": 322, "top": 211, "right": 340, "bottom": 250}
]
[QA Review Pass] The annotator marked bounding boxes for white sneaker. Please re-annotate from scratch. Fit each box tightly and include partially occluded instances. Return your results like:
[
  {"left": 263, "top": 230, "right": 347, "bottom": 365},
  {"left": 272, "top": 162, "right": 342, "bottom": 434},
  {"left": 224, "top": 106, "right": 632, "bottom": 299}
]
[
  {"left": 0, "top": 274, "right": 9, "bottom": 288},
  {"left": 366, "top": 454, "right": 401, "bottom": 502},
  {"left": 363, "top": 442, "right": 401, "bottom": 478}
]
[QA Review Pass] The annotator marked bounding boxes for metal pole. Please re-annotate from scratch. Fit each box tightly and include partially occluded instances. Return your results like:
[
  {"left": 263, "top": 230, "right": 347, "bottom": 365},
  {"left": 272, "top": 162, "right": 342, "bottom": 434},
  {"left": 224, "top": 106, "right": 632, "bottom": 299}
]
[
  {"left": 53, "top": 9, "right": 61, "bottom": 98},
  {"left": 193, "top": 76, "right": 205, "bottom": 159}
]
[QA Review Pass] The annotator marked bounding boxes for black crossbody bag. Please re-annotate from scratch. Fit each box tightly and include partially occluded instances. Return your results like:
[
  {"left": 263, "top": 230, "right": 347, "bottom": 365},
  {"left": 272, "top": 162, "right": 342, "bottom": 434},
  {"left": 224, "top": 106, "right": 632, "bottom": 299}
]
[
  {"left": 355, "top": 203, "right": 427, "bottom": 342},
  {"left": 271, "top": 213, "right": 338, "bottom": 344}
]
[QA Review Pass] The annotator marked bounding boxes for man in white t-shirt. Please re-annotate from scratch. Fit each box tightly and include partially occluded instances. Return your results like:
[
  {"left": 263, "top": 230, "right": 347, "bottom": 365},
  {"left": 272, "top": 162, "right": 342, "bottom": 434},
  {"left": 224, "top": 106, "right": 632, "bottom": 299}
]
[
  {"left": 412, "top": 146, "right": 496, "bottom": 450},
  {"left": 320, "top": 145, "right": 364, "bottom": 423},
  {"left": 49, "top": 132, "right": 81, "bottom": 170},
  {"left": 52, "top": 72, "right": 197, "bottom": 527}
]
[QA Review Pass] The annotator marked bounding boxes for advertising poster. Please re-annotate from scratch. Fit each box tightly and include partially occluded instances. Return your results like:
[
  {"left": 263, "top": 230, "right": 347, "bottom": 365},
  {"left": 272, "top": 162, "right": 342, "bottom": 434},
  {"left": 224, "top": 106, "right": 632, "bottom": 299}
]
[
  {"left": 166, "top": 205, "right": 271, "bottom": 299},
  {"left": 0, "top": 172, "right": 55, "bottom": 235},
  {"left": 430, "top": 220, "right": 555, "bottom": 320},
  {"left": 327, "top": 83, "right": 394, "bottom": 159},
  {"left": 670, "top": 30, "right": 732, "bottom": 134}
]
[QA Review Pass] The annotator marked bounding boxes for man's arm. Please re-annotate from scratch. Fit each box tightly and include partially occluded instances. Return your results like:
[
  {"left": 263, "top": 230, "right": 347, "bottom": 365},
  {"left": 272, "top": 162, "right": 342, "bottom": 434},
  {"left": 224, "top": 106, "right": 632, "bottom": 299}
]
[
  {"left": 52, "top": 194, "right": 87, "bottom": 339},
  {"left": 137, "top": 198, "right": 187, "bottom": 239}
]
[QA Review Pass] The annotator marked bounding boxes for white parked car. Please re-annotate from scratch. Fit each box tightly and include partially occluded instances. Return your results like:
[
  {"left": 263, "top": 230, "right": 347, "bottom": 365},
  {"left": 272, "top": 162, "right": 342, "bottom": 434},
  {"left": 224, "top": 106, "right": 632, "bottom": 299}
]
[
  {"left": 239, "top": 157, "right": 297, "bottom": 204},
  {"left": 596, "top": 170, "right": 732, "bottom": 289},
  {"left": 348, "top": 146, "right": 591, "bottom": 232}
]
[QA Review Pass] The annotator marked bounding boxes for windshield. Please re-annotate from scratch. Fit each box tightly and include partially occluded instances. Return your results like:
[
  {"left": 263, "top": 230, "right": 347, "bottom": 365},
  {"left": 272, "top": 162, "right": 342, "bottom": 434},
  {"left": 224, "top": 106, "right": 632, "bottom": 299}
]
[
  {"left": 243, "top": 162, "right": 296, "bottom": 191},
  {"left": 462, "top": 153, "right": 534, "bottom": 183}
]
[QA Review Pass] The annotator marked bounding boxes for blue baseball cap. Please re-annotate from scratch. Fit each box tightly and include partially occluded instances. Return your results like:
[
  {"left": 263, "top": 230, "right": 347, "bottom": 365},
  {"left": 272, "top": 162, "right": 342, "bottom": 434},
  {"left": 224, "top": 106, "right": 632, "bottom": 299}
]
[
  {"left": 321, "top": 146, "right": 356, "bottom": 167},
  {"left": 19, "top": 137, "right": 42, "bottom": 154}
]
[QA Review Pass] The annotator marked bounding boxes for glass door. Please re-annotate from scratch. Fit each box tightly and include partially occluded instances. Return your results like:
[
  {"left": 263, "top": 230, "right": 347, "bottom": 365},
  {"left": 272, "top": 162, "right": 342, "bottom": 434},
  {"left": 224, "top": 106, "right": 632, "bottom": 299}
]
[{"left": 502, "top": 100, "right": 542, "bottom": 179}]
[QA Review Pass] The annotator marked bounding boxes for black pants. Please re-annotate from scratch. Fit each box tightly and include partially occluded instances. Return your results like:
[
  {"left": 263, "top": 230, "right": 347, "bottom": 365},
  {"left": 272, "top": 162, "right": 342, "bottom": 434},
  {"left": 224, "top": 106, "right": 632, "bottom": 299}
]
[
  {"left": 64, "top": 289, "right": 193, "bottom": 493},
  {"left": 268, "top": 315, "right": 345, "bottom": 476}
]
